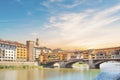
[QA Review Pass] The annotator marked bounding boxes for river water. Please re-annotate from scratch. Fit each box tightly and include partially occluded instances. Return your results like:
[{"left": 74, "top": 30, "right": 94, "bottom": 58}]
[{"left": 0, "top": 68, "right": 100, "bottom": 80}]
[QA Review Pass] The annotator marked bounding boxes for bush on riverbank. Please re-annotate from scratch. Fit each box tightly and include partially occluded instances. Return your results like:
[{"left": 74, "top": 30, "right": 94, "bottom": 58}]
[{"left": 72, "top": 62, "right": 88, "bottom": 67}]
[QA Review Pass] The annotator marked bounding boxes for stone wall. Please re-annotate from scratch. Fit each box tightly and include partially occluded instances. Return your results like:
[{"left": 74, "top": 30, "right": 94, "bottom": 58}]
[{"left": 0, "top": 61, "right": 38, "bottom": 66}]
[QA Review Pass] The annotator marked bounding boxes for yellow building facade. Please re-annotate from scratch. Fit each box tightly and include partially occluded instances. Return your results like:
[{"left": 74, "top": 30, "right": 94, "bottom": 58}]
[
  {"left": 16, "top": 43, "right": 27, "bottom": 61},
  {"left": 39, "top": 52, "right": 77, "bottom": 63}
]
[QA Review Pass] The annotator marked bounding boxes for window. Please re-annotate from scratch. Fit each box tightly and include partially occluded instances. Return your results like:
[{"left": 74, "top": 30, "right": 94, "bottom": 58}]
[{"left": 100, "top": 53, "right": 103, "bottom": 56}]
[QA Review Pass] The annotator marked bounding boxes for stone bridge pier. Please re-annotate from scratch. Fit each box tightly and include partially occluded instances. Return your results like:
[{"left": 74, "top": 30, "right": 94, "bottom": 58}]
[
  {"left": 88, "top": 59, "right": 120, "bottom": 69},
  {"left": 88, "top": 60, "right": 95, "bottom": 69}
]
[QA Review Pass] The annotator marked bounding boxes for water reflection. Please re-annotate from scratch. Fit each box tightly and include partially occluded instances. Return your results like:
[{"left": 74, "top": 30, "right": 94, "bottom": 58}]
[
  {"left": 0, "top": 69, "right": 100, "bottom": 80},
  {"left": 0, "top": 70, "right": 17, "bottom": 80},
  {"left": 95, "top": 61, "right": 120, "bottom": 80},
  {"left": 95, "top": 72, "right": 120, "bottom": 80}
]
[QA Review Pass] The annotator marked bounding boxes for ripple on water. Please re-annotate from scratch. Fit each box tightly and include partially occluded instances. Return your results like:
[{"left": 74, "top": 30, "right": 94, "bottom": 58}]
[{"left": 95, "top": 72, "right": 120, "bottom": 80}]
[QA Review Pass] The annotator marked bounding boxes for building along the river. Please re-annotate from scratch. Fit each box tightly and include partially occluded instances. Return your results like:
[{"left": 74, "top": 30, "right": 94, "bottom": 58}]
[
  {"left": 34, "top": 47, "right": 53, "bottom": 61},
  {"left": 39, "top": 52, "right": 80, "bottom": 63},
  {"left": 16, "top": 42, "right": 27, "bottom": 62},
  {"left": 34, "top": 38, "right": 53, "bottom": 61},
  {"left": 0, "top": 40, "right": 16, "bottom": 61},
  {"left": 41, "top": 47, "right": 52, "bottom": 54},
  {"left": 91, "top": 48, "right": 120, "bottom": 60},
  {"left": 34, "top": 47, "right": 42, "bottom": 61},
  {"left": 26, "top": 38, "right": 53, "bottom": 62},
  {"left": 26, "top": 40, "right": 34, "bottom": 62}
]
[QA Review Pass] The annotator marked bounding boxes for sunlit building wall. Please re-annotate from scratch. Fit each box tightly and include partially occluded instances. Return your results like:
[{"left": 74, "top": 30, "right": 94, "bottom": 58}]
[
  {"left": 0, "top": 40, "right": 16, "bottom": 61},
  {"left": 34, "top": 47, "right": 42, "bottom": 61},
  {"left": 16, "top": 43, "right": 27, "bottom": 62},
  {"left": 26, "top": 41, "right": 34, "bottom": 62}
]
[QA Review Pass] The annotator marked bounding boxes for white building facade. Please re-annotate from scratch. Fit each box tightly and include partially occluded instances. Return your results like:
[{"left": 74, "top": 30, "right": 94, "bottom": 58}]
[
  {"left": 34, "top": 47, "right": 42, "bottom": 61},
  {"left": 42, "top": 47, "right": 52, "bottom": 53},
  {"left": 34, "top": 47, "right": 53, "bottom": 61},
  {"left": 0, "top": 41, "right": 16, "bottom": 61}
]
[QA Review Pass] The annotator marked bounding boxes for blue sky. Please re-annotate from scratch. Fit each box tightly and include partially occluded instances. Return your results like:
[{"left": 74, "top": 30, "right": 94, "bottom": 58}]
[{"left": 0, "top": 0, "right": 120, "bottom": 49}]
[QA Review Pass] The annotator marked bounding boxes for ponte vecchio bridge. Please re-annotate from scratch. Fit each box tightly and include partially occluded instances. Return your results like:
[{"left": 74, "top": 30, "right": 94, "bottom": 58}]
[{"left": 40, "top": 47, "right": 120, "bottom": 68}]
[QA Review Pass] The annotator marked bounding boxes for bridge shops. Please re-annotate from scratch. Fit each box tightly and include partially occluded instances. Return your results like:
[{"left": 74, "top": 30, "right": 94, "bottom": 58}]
[
  {"left": 38, "top": 49, "right": 120, "bottom": 64},
  {"left": 90, "top": 49, "right": 120, "bottom": 60},
  {"left": 38, "top": 52, "right": 81, "bottom": 64},
  {"left": 37, "top": 49, "right": 120, "bottom": 69}
]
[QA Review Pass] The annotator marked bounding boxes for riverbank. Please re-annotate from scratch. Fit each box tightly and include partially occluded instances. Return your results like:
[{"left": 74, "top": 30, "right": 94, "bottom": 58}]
[
  {"left": 0, "top": 65, "right": 36, "bottom": 69},
  {"left": 0, "top": 61, "right": 41, "bottom": 69}
]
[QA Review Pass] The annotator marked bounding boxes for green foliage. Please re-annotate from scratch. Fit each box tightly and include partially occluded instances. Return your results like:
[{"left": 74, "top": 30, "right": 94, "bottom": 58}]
[
  {"left": 79, "top": 62, "right": 83, "bottom": 64},
  {"left": 72, "top": 62, "right": 89, "bottom": 67}
]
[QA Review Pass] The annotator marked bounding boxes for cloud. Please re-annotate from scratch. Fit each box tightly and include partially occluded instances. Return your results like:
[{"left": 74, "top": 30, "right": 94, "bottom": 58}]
[
  {"left": 30, "top": 32, "right": 38, "bottom": 36},
  {"left": 41, "top": 0, "right": 85, "bottom": 9},
  {"left": 41, "top": 1, "right": 50, "bottom": 8},
  {"left": 61, "top": 0, "right": 85, "bottom": 9},
  {"left": 43, "top": 4, "right": 120, "bottom": 49},
  {"left": 41, "top": 0, "right": 63, "bottom": 8}
]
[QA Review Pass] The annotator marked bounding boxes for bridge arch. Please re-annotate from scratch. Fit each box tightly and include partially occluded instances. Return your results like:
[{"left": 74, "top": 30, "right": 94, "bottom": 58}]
[
  {"left": 94, "top": 60, "right": 120, "bottom": 68},
  {"left": 64, "top": 59, "right": 88, "bottom": 68}
]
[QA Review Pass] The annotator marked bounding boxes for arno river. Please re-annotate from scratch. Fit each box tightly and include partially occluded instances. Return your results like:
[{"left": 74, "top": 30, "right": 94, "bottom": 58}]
[{"left": 0, "top": 69, "right": 100, "bottom": 80}]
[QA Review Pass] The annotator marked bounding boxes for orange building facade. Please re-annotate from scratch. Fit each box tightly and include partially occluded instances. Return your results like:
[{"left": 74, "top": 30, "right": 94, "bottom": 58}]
[
  {"left": 16, "top": 42, "right": 27, "bottom": 62},
  {"left": 39, "top": 52, "right": 80, "bottom": 64}
]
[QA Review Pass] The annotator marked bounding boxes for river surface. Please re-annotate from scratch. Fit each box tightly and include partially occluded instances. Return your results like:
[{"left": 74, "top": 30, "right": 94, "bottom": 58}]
[{"left": 0, "top": 68, "right": 100, "bottom": 80}]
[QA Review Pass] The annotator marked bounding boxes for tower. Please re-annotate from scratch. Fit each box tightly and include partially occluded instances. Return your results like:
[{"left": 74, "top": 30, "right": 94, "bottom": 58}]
[
  {"left": 26, "top": 40, "right": 34, "bottom": 61},
  {"left": 36, "top": 38, "right": 40, "bottom": 47}
]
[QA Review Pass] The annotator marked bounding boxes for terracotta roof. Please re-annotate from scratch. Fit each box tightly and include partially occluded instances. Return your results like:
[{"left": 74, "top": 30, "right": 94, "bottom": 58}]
[{"left": 0, "top": 39, "right": 26, "bottom": 47}]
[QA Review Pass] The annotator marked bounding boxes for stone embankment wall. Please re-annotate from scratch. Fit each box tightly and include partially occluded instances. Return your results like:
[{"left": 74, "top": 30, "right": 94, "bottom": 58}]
[{"left": 0, "top": 61, "right": 38, "bottom": 66}]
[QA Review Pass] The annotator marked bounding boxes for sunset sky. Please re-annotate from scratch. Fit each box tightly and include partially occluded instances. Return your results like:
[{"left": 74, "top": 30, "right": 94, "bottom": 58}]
[{"left": 0, "top": 0, "right": 120, "bottom": 49}]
